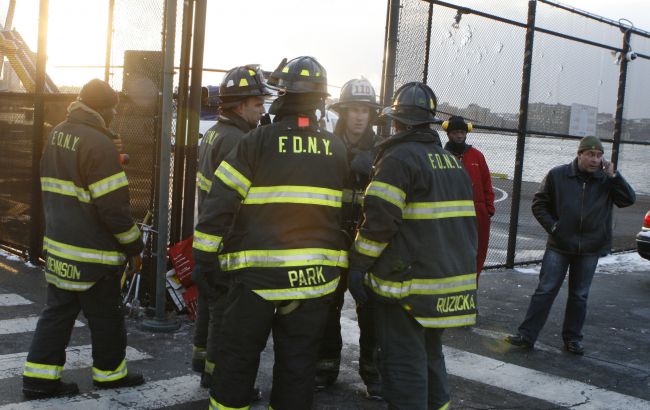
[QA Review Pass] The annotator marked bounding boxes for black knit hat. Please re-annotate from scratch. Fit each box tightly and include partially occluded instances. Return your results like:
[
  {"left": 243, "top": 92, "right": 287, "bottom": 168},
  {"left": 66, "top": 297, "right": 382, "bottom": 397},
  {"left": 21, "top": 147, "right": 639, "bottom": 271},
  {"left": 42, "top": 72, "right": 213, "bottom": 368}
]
[
  {"left": 445, "top": 116, "right": 471, "bottom": 132},
  {"left": 79, "top": 79, "right": 119, "bottom": 110}
]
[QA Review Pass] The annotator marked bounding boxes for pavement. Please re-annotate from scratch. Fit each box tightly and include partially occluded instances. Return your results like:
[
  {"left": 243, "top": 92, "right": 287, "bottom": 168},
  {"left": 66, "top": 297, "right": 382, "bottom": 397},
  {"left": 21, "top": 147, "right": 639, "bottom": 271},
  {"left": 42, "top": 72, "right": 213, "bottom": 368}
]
[{"left": 0, "top": 249, "right": 649, "bottom": 409}]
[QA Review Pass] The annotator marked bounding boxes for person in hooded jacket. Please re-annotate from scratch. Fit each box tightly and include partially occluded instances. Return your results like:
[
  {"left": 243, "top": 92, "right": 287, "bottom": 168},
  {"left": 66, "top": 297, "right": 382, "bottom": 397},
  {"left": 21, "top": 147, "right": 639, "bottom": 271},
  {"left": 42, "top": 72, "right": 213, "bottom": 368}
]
[
  {"left": 348, "top": 82, "right": 477, "bottom": 410},
  {"left": 444, "top": 115, "right": 495, "bottom": 279},
  {"left": 23, "top": 79, "right": 144, "bottom": 399},
  {"left": 314, "top": 78, "right": 382, "bottom": 398}
]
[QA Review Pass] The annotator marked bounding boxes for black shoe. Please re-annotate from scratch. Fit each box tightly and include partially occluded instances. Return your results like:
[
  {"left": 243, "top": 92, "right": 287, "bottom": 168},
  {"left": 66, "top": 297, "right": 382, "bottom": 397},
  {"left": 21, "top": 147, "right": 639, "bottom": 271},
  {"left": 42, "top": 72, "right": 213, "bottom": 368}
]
[
  {"left": 200, "top": 372, "right": 212, "bottom": 388},
  {"left": 94, "top": 372, "right": 145, "bottom": 389},
  {"left": 23, "top": 380, "right": 79, "bottom": 399},
  {"left": 314, "top": 372, "right": 338, "bottom": 391},
  {"left": 564, "top": 341, "right": 585, "bottom": 355},
  {"left": 505, "top": 334, "right": 534, "bottom": 349},
  {"left": 365, "top": 382, "right": 383, "bottom": 401}
]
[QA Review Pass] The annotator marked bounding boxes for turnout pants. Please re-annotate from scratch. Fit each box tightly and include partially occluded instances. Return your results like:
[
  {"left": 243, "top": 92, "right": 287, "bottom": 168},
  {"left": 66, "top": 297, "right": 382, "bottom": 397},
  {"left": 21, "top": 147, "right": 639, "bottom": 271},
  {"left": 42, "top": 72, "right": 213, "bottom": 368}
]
[
  {"left": 23, "top": 274, "right": 128, "bottom": 387},
  {"left": 317, "top": 269, "right": 380, "bottom": 387},
  {"left": 192, "top": 266, "right": 229, "bottom": 376},
  {"left": 374, "top": 301, "right": 450, "bottom": 410},
  {"left": 210, "top": 282, "right": 331, "bottom": 410}
]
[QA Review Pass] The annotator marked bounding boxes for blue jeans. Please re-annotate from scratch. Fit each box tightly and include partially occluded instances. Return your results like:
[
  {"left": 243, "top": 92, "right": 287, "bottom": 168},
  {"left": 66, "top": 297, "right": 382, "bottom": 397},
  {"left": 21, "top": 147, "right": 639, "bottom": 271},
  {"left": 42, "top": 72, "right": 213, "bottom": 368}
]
[{"left": 518, "top": 248, "right": 599, "bottom": 343}]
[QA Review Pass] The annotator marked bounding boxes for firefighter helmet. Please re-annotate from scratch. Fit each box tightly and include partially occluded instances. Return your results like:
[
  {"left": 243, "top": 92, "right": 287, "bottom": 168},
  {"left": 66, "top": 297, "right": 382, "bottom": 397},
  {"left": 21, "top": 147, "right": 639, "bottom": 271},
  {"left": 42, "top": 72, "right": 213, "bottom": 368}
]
[
  {"left": 329, "top": 77, "right": 380, "bottom": 113},
  {"left": 268, "top": 56, "right": 328, "bottom": 95},
  {"left": 381, "top": 82, "right": 438, "bottom": 126},
  {"left": 219, "top": 65, "right": 271, "bottom": 100}
]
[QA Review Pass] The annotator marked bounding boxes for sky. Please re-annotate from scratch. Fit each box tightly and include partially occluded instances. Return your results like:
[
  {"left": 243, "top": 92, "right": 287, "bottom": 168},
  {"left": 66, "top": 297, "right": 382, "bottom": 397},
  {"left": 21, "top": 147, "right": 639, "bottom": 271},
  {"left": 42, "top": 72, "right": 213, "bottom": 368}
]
[{"left": 2, "top": 0, "right": 649, "bottom": 99}]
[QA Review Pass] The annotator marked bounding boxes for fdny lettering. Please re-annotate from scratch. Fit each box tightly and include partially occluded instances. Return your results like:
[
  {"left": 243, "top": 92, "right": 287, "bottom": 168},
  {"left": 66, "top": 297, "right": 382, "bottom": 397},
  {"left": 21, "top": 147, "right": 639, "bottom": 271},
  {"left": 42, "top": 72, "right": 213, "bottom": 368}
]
[
  {"left": 436, "top": 294, "right": 475, "bottom": 313},
  {"left": 46, "top": 256, "right": 81, "bottom": 280},
  {"left": 428, "top": 153, "right": 461, "bottom": 170},
  {"left": 278, "top": 136, "right": 332, "bottom": 156},
  {"left": 287, "top": 266, "right": 326, "bottom": 287},
  {"left": 204, "top": 130, "right": 219, "bottom": 145},
  {"left": 51, "top": 131, "right": 80, "bottom": 152}
]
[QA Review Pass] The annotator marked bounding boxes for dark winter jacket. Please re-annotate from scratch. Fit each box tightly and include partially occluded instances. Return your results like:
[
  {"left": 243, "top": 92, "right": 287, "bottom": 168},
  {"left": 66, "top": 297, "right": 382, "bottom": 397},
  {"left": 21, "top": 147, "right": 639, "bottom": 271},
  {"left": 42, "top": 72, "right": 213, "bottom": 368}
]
[
  {"left": 532, "top": 158, "right": 636, "bottom": 256},
  {"left": 193, "top": 113, "right": 349, "bottom": 301},
  {"left": 349, "top": 128, "right": 478, "bottom": 328},
  {"left": 196, "top": 112, "right": 252, "bottom": 209},
  {"left": 40, "top": 102, "right": 143, "bottom": 291}
]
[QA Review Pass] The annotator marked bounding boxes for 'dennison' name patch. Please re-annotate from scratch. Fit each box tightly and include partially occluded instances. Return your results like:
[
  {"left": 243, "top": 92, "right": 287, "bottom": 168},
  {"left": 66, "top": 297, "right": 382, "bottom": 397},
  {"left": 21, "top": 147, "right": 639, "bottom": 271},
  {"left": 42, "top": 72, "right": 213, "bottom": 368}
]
[
  {"left": 278, "top": 135, "right": 333, "bottom": 156},
  {"left": 46, "top": 255, "right": 81, "bottom": 280}
]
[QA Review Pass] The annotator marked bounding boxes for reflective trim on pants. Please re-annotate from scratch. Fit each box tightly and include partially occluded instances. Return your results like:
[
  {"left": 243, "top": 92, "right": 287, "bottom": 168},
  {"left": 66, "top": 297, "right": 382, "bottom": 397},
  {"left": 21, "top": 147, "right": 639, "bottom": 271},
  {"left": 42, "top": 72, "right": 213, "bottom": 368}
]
[
  {"left": 92, "top": 359, "right": 128, "bottom": 383},
  {"left": 23, "top": 361, "right": 63, "bottom": 380}
]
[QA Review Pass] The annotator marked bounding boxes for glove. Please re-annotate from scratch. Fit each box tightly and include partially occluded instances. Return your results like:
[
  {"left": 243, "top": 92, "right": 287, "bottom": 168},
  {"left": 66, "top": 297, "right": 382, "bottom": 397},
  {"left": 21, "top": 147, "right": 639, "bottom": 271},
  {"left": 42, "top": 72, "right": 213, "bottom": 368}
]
[{"left": 348, "top": 270, "right": 368, "bottom": 305}]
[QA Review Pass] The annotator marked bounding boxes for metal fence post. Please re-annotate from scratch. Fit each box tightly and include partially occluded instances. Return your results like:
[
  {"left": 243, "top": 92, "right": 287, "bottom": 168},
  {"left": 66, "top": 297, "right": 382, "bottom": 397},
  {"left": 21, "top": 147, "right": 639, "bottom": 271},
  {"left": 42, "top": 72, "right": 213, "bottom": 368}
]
[
  {"left": 140, "top": 0, "right": 180, "bottom": 333},
  {"left": 380, "top": 0, "right": 401, "bottom": 138},
  {"left": 611, "top": 29, "right": 631, "bottom": 168},
  {"left": 506, "top": 0, "right": 537, "bottom": 268},
  {"left": 104, "top": 0, "right": 115, "bottom": 83},
  {"left": 170, "top": 0, "right": 194, "bottom": 244},
  {"left": 423, "top": 2, "right": 434, "bottom": 84},
  {"left": 28, "top": 0, "right": 49, "bottom": 263},
  {"left": 181, "top": 0, "right": 207, "bottom": 239}
]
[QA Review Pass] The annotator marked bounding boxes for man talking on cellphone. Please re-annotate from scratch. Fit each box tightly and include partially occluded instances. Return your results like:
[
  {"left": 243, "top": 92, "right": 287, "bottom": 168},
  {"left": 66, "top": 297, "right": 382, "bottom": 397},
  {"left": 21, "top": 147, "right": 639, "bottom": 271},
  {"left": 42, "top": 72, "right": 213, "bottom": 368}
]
[{"left": 506, "top": 136, "right": 635, "bottom": 355}]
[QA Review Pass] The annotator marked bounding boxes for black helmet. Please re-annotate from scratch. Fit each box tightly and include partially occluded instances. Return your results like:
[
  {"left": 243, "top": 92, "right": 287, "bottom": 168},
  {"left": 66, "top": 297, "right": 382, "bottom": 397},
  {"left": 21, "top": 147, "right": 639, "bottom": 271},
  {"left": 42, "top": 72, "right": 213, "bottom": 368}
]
[
  {"left": 329, "top": 77, "right": 380, "bottom": 113},
  {"left": 381, "top": 82, "right": 437, "bottom": 126},
  {"left": 219, "top": 65, "right": 271, "bottom": 100},
  {"left": 269, "top": 56, "right": 328, "bottom": 95}
]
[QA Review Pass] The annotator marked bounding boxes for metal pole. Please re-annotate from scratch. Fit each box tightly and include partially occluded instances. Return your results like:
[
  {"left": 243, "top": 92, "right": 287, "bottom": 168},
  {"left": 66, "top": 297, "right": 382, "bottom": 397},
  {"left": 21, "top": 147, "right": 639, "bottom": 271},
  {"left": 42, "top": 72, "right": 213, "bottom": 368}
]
[
  {"left": 611, "top": 29, "right": 631, "bottom": 169},
  {"left": 379, "top": 0, "right": 401, "bottom": 138},
  {"left": 181, "top": 0, "right": 207, "bottom": 239},
  {"left": 423, "top": 2, "right": 434, "bottom": 84},
  {"left": 104, "top": 0, "right": 114, "bottom": 82},
  {"left": 140, "top": 0, "right": 179, "bottom": 332},
  {"left": 29, "top": 0, "right": 49, "bottom": 263},
  {"left": 170, "top": 0, "right": 194, "bottom": 244},
  {"left": 506, "top": 0, "right": 536, "bottom": 268}
]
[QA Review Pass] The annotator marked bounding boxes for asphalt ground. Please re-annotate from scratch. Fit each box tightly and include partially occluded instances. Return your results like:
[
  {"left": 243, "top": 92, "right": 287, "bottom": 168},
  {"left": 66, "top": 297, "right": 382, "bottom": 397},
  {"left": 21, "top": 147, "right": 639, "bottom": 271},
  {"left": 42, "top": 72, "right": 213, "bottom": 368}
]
[{"left": 1, "top": 250, "right": 649, "bottom": 409}]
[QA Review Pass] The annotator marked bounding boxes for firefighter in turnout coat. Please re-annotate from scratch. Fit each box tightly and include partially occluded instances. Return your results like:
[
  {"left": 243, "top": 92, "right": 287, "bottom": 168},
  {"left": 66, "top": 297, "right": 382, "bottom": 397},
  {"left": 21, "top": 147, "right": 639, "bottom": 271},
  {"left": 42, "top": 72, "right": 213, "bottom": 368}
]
[
  {"left": 193, "top": 56, "right": 349, "bottom": 409},
  {"left": 348, "top": 82, "right": 478, "bottom": 410},
  {"left": 23, "top": 79, "right": 144, "bottom": 399},
  {"left": 191, "top": 65, "right": 270, "bottom": 389}
]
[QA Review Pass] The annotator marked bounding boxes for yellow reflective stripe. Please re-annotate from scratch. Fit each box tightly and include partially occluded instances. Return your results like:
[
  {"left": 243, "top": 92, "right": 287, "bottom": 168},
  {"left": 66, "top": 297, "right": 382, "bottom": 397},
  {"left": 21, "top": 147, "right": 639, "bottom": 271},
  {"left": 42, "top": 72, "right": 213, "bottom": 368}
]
[
  {"left": 23, "top": 361, "right": 63, "bottom": 380},
  {"left": 354, "top": 233, "right": 388, "bottom": 258},
  {"left": 45, "top": 272, "right": 95, "bottom": 291},
  {"left": 403, "top": 200, "right": 476, "bottom": 219},
  {"left": 44, "top": 237, "right": 126, "bottom": 266},
  {"left": 93, "top": 359, "right": 128, "bottom": 382},
  {"left": 365, "top": 181, "right": 406, "bottom": 209},
  {"left": 342, "top": 189, "right": 364, "bottom": 205},
  {"left": 438, "top": 401, "right": 451, "bottom": 410},
  {"left": 193, "top": 230, "right": 223, "bottom": 253},
  {"left": 205, "top": 360, "right": 215, "bottom": 375},
  {"left": 415, "top": 314, "right": 476, "bottom": 328},
  {"left": 215, "top": 161, "right": 251, "bottom": 198},
  {"left": 253, "top": 277, "right": 340, "bottom": 301},
  {"left": 209, "top": 396, "right": 250, "bottom": 410},
  {"left": 219, "top": 248, "right": 348, "bottom": 271},
  {"left": 243, "top": 185, "right": 342, "bottom": 207},
  {"left": 197, "top": 171, "right": 213, "bottom": 193},
  {"left": 40, "top": 177, "right": 91, "bottom": 203},
  {"left": 366, "top": 272, "right": 476, "bottom": 298},
  {"left": 88, "top": 171, "right": 129, "bottom": 199},
  {"left": 114, "top": 224, "right": 141, "bottom": 245}
]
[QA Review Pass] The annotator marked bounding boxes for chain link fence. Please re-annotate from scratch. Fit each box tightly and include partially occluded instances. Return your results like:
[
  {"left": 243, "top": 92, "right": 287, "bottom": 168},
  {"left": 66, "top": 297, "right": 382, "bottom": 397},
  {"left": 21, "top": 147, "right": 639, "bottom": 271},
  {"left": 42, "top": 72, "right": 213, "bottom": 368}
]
[
  {"left": 0, "top": 0, "right": 167, "bottom": 268},
  {"left": 389, "top": 0, "right": 650, "bottom": 267}
]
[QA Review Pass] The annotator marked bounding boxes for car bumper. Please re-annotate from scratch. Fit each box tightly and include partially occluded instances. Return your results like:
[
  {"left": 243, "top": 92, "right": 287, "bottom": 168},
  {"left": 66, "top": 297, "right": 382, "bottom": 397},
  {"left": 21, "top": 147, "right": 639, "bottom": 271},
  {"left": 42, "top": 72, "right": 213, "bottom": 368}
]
[{"left": 637, "top": 231, "right": 650, "bottom": 261}]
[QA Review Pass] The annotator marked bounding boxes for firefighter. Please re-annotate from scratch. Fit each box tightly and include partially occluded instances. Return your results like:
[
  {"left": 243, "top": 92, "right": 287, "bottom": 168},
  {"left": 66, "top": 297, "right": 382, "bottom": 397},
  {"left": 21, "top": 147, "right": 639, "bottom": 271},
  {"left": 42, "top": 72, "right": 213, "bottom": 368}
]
[
  {"left": 192, "top": 65, "right": 271, "bottom": 389},
  {"left": 443, "top": 116, "right": 495, "bottom": 279},
  {"left": 316, "top": 78, "right": 382, "bottom": 397},
  {"left": 193, "top": 56, "right": 349, "bottom": 409},
  {"left": 348, "top": 82, "right": 478, "bottom": 409},
  {"left": 23, "top": 79, "right": 144, "bottom": 398}
]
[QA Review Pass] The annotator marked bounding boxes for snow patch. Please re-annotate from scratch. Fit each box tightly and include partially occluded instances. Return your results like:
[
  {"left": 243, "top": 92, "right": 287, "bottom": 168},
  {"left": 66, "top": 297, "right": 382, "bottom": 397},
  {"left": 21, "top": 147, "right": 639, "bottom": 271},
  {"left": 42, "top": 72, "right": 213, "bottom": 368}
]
[
  {"left": 514, "top": 267, "right": 540, "bottom": 275},
  {"left": 596, "top": 251, "right": 649, "bottom": 274}
]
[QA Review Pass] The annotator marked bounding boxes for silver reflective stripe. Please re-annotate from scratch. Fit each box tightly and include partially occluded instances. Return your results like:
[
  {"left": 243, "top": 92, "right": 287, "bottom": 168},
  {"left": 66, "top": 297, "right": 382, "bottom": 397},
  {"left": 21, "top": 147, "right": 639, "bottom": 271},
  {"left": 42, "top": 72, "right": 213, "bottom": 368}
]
[
  {"left": 44, "top": 237, "right": 126, "bottom": 265},
  {"left": 89, "top": 172, "right": 128, "bottom": 199},
  {"left": 220, "top": 250, "right": 348, "bottom": 271},
  {"left": 45, "top": 273, "right": 95, "bottom": 291},
  {"left": 93, "top": 359, "right": 127, "bottom": 382},
  {"left": 416, "top": 315, "right": 476, "bottom": 327},
  {"left": 366, "top": 274, "right": 402, "bottom": 297},
  {"left": 215, "top": 162, "right": 250, "bottom": 197},
  {"left": 365, "top": 181, "right": 406, "bottom": 209},
  {"left": 24, "top": 363, "right": 62, "bottom": 379},
  {"left": 253, "top": 278, "right": 340, "bottom": 300},
  {"left": 244, "top": 187, "right": 342, "bottom": 205},
  {"left": 115, "top": 225, "right": 141, "bottom": 245},
  {"left": 403, "top": 201, "right": 476, "bottom": 219},
  {"left": 40, "top": 177, "right": 91, "bottom": 202},
  {"left": 410, "top": 276, "right": 476, "bottom": 293}
]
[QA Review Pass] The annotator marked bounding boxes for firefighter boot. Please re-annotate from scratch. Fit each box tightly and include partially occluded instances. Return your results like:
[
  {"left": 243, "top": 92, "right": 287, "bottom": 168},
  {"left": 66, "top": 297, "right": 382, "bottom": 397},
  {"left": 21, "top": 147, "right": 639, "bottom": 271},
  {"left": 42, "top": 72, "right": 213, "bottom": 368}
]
[
  {"left": 23, "top": 379, "right": 79, "bottom": 399},
  {"left": 94, "top": 372, "right": 145, "bottom": 389},
  {"left": 314, "top": 357, "right": 340, "bottom": 391}
]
